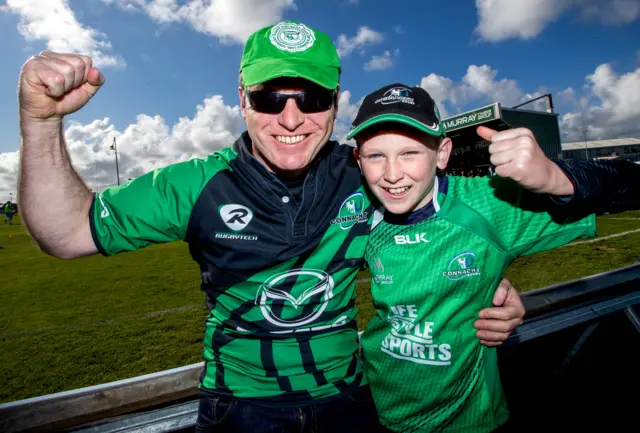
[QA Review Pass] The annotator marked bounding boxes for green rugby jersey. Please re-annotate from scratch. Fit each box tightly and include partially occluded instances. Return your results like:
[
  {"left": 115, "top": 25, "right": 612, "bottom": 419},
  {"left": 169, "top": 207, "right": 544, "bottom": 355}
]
[
  {"left": 362, "top": 176, "right": 596, "bottom": 432},
  {"left": 90, "top": 133, "right": 374, "bottom": 403}
]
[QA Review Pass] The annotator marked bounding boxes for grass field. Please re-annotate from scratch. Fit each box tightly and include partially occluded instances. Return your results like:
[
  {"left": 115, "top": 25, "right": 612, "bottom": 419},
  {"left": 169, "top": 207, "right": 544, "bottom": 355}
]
[{"left": 1, "top": 211, "right": 640, "bottom": 403}]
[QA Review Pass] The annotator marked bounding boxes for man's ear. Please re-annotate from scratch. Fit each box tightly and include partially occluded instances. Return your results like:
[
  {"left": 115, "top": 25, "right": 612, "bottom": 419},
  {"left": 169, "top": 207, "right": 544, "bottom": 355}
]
[
  {"left": 238, "top": 86, "right": 247, "bottom": 120},
  {"left": 436, "top": 137, "right": 453, "bottom": 170},
  {"left": 333, "top": 88, "right": 341, "bottom": 121}
]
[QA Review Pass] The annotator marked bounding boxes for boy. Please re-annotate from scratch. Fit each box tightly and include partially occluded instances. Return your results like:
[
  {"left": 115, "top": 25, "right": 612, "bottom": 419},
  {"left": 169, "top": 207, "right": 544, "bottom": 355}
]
[{"left": 348, "top": 83, "right": 597, "bottom": 432}]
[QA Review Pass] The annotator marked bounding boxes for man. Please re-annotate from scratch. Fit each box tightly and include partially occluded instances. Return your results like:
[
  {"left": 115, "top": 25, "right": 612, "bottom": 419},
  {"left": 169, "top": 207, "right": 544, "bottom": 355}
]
[
  {"left": 17, "top": 21, "right": 638, "bottom": 432},
  {"left": 4, "top": 201, "right": 14, "bottom": 225}
]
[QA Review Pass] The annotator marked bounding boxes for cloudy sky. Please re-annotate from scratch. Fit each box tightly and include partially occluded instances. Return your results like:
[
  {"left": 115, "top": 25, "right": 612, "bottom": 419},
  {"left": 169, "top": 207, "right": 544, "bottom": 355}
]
[{"left": 1, "top": 0, "right": 639, "bottom": 200}]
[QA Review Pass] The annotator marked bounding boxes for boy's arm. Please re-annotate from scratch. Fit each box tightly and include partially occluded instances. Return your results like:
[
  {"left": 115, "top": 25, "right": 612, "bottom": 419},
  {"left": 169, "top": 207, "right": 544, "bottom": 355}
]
[{"left": 478, "top": 126, "right": 640, "bottom": 215}]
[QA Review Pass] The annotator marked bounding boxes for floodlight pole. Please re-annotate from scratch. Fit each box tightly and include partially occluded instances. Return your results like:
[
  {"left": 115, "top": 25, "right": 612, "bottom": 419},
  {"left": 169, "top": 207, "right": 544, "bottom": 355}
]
[
  {"left": 111, "top": 137, "right": 121, "bottom": 186},
  {"left": 582, "top": 128, "right": 589, "bottom": 161}
]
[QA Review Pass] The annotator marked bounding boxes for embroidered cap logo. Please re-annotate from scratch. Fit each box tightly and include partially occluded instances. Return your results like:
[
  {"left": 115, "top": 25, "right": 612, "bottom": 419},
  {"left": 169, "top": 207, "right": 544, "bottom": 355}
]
[{"left": 269, "top": 22, "right": 316, "bottom": 52}]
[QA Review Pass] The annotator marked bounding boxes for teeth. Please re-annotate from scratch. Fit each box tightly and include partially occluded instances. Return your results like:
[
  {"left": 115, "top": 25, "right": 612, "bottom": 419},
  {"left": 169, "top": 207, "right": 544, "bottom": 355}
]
[
  {"left": 276, "top": 135, "right": 305, "bottom": 144},
  {"left": 387, "top": 187, "right": 409, "bottom": 194}
]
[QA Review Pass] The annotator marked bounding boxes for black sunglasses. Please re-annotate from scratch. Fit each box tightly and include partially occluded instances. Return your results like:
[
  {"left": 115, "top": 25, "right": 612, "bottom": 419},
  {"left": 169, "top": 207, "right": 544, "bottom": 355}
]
[{"left": 244, "top": 88, "right": 336, "bottom": 114}]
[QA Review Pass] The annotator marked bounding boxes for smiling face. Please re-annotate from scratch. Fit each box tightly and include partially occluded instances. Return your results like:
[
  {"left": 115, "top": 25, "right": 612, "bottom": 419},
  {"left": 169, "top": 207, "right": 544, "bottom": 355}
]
[
  {"left": 355, "top": 126, "right": 452, "bottom": 215},
  {"left": 239, "top": 78, "right": 338, "bottom": 178}
]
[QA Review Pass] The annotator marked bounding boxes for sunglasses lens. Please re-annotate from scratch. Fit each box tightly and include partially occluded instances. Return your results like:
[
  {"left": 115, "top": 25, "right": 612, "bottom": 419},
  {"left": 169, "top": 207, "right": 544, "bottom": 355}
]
[
  {"left": 298, "top": 90, "right": 334, "bottom": 113},
  {"left": 247, "top": 89, "right": 334, "bottom": 114},
  {"left": 247, "top": 91, "right": 285, "bottom": 114}
]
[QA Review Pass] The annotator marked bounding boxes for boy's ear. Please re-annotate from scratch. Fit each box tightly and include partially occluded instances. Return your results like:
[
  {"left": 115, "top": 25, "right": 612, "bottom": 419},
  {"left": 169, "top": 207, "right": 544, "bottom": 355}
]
[
  {"left": 436, "top": 137, "right": 452, "bottom": 170},
  {"left": 353, "top": 147, "right": 363, "bottom": 170}
]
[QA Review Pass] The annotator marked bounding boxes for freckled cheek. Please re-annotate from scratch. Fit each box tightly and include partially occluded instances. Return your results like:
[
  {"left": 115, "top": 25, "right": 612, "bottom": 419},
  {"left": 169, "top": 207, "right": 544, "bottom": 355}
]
[
  {"left": 362, "top": 166, "right": 383, "bottom": 186},
  {"left": 407, "top": 164, "right": 432, "bottom": 182}
]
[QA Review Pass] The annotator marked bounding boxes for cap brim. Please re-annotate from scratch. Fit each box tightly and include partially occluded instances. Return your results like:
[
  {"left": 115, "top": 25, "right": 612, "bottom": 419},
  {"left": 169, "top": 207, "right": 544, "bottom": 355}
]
[
  {"left": 347, "top": 113, "right": 445, "bottom": 140},
  {"left": 242, "top": 59, "right": 339, "bottom": 89}
]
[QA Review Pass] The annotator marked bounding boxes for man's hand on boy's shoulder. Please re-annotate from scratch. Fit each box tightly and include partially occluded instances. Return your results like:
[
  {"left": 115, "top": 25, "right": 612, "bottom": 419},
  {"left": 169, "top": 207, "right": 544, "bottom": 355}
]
[
  {"left": 477, "top": 126, "right": 575, "bottom": 197},
  {"left": 474, "top": 278, "right": 525, "bottom": 347}
]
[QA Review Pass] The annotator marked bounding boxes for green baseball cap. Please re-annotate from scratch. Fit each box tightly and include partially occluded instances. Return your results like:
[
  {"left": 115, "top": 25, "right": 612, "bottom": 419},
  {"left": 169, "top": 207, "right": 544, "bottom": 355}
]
[{"left": 240, "top": 21, "right": 341, "bottom": 90}]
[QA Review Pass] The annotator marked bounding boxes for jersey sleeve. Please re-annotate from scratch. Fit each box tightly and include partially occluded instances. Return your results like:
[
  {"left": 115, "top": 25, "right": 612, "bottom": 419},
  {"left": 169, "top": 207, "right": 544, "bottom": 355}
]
[
  {"left": 90, "top": 152, "right": 232, "bottom": 256},
  {"left": 448, "top": 176, "right": 597, "bottom": 257}
]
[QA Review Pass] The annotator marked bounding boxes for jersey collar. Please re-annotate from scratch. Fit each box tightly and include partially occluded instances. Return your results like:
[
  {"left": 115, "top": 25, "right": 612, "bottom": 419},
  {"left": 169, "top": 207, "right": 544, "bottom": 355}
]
[{"left": 383, "top": 176, "right": 449, "bottom": 225}]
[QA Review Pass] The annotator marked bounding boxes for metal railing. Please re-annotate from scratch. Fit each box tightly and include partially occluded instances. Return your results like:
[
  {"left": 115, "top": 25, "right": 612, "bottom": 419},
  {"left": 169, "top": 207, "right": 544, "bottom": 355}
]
[
  {"left": 1, "top": 262, "right": 639, "bottom": 432},
  {"left": 0, "top": 363, "right": 202, "bottom": 432}
]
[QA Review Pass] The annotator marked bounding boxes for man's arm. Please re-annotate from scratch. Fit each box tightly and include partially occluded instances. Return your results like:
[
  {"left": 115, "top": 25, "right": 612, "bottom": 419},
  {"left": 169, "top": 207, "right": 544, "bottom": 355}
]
[
  {"left": 20, "top": 120, "right": 97, "bottom": 258},
  {"left": 477, "top": 125, "right": 640, "bottom": 215},
  {"left": 552, "top": 158, "right": 640, "bottom": 216},
  {"left": 18, "top": 52, "right": 104, "bottom": 259},
  {"left": 474, "top": 278, "right": 525, "bottom": 347}
]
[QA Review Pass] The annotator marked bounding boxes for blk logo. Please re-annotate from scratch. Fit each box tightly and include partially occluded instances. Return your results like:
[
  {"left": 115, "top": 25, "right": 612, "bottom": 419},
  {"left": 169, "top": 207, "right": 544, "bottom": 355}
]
[
  {"left": 394, "top": 233, "right": 430, "bottom": 244},
  {"left": 219, "top": 204, "right": 254, "bottom": 232}
]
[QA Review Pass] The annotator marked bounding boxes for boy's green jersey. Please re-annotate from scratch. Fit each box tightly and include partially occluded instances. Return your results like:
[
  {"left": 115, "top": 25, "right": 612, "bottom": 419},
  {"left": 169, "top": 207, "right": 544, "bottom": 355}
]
[{"left": 362, "top": 176, "right": 596, "bottom": 432}]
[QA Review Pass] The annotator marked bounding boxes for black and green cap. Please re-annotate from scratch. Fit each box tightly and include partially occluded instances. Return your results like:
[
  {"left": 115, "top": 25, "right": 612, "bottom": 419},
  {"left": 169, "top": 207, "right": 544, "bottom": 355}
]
[
  {"left": 240, "top": 21, "right": 341, "bottom": 90},
  {"left": 347, "top": 83, "right": 446, "bottom": 140}
]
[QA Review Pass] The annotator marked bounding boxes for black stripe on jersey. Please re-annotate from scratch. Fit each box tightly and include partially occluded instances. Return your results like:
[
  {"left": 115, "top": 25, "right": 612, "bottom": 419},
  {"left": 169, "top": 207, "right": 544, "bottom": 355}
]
[
  {"left": 297, "top": 336, "right": 328, "bottom": 386},
  {"left": 261, "top": 339, "right": 293, "bottom": 392},
  {"left": 269, "top": 299, "right": 286, "bottom": 324},
  {"left": 211, "top": 324, "right": 233, "bottom": 393},
  {"left": 345, "top": 352, "right": 358, "bottom": 378},
  {"left": 333, "top": 361, "right": 364, "bottom": 396}
]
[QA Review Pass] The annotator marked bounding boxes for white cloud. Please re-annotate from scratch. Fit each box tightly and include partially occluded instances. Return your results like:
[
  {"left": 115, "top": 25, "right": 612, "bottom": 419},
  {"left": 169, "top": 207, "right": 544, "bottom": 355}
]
[
  {"left": 3, "top": 0, "right": 125, "bottom": 68},
  {"left": 337, "top": 90, "right": 362, "bottom": 122},
  {"left": 333, "top": 90, "right": 364, "bottom": 145},
  {"left": 558, "top": 87, "right": 576, "bottom": 104},
  {"left": 0, "top": 151, "right": 19, "bottom": 202},
  {"left": 459, "top": 65, "right": 525, "bottom": 107},
  {"left": 100, "top": 0, "right": 146, "bottom": 12},
  {"left": 560, "top": 63, "right": 640, "bottom": 141},
  {"left": 474, "top": 0, "right": 640, "bottom": 43},
  {"left": 417, "top": 62, "right": 640, "bottom": 141},
  {"left": 364, "top": 50, "right": 398, "bottom": 72},
  {"left": 421, "top": 65, "right": 526, "bottom": 114},
  {"left": 336, "top": 26, "right": 384, "bottom": 58},
  {"left": 0, "top": 95, "right": 245, "bottom": 200},
  {"left": 419, "top": 73, "right": 455, "bottom": 118},
  {"left": 422, "top": 65, "right": 526, "bottom": 111},
  {"left": 579, "top": 0, "right": 640, "bottom": 25},
  {"left": 101, "top": 0, "right": 297, "bottom": 44},
  {"left": 474, "top": 0, "right": 570, "bottom": 42},
  {"left": 419, "top": 65, "right": 556, "bottom": 120}
]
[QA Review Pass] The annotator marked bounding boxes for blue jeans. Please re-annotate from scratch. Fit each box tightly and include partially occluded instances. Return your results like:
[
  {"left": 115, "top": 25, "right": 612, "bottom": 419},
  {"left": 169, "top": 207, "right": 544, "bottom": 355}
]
[{"left": 194, "top": 386, "right": 383, "bottom": 433}]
